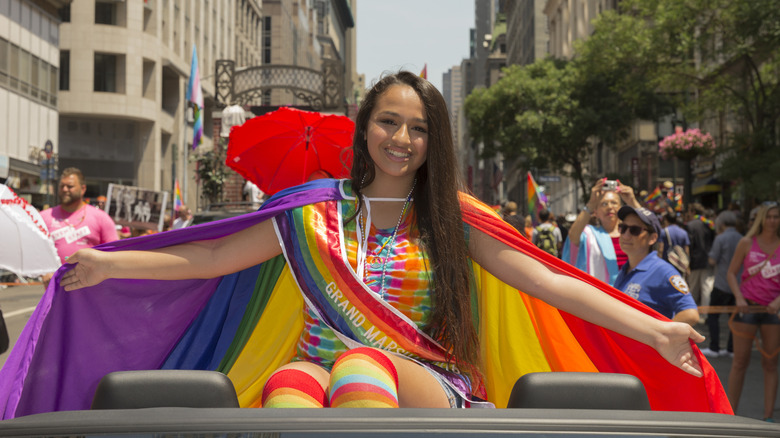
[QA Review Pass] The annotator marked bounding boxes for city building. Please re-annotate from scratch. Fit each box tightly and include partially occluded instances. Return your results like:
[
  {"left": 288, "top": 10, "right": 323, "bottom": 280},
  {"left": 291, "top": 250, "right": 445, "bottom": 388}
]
[
  {"left": 456, "top": 0, "right": 505, "bottom": 205},
  {"left": 544, "top": 0, "right": 615, "bottom": 60},
  {"left": 0, "top": 0, "right": 70, "bottom": 208},
  {"left": 506, "top": 0, "right": 548, "bottom": 67},
  {"left": 442, "top": 64, "right": 462, "bottom": 150},
  {"left": 55, "top": 0, "right": 261, "bottom": 209},
  {"left": 54, "top": 0, "right": 355, "bottom": 211}
]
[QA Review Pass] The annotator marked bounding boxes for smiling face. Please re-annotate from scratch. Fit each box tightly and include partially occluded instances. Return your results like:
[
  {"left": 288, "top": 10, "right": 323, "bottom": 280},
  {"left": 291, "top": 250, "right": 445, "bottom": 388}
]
[
  {"left": 58, "top": 174, "right": 85, "bottom": 208},
  {"left": 365, "top": 85, "right": 429, "bottom": 187},
  {"left": 596, "top": 191, "right": 621, "bottom": 229}
]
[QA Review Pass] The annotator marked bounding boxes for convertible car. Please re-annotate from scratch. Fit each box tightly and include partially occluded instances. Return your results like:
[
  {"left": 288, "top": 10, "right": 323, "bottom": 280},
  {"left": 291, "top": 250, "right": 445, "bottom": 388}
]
[{"left": 0, "top": 370, "right": 776, "bottom": 437}]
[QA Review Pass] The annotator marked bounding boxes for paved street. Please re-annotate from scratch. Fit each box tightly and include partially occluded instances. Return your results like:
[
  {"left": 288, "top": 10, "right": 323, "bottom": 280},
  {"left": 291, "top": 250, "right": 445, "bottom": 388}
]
[
  {"left": 0, "top": 283, "right": 776, "bottom": 420},
  {"left": 0, "top": 283, "right": 45, "bottom": 369}
]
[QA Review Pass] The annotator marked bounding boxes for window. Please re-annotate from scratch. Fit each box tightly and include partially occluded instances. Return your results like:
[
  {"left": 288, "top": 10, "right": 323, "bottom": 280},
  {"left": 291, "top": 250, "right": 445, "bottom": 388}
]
[
  {"left": 143, "top": 0, "right": 156, "bottom": 35},
  {"left": 50, "top": 64, "right": 57, "bottom": 105},
  {"left": 39, "top": 58, "right": 49, "bottom": 102},
  {"left": 20, "top": 1, "right": 30, "bottom": 30},
  {"left": 48, "top": 16, "right": 59, "bottom": 45},
  {"left": 263, "top": 16, "right": 271, "bottom": 64},
  {"left": 95, "top": 1, "right": 117, "bottom": 25},
  {"left": 18, "top": 48, "right": 30, "bottom": 93},
  {"left": 0, "top": 38, "right": 8, "bottom": 86},
  {"left": 60, "top": 50, "right": 69, "bottom": 90},
  {"left": 142, "top": 59, "right": 155, "bottom": 100},
  {"left": 58, "top": 4, "right": 71, "bottom": 22},
  {"left": 94, "top": 53, "right": 117, "bottom": 92},
  {"left": 30, "top": 55, "right": 39, "bottom": 98}
]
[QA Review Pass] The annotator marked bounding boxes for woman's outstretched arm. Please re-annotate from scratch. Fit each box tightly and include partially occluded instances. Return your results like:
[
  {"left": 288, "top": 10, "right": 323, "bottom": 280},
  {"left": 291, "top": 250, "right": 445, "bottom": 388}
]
[
  {"left": 61, "top": 219, "right": 282, "bottom": 291},
  {"left": 469, "top": 227, "right": 705, "bottom": 377}
]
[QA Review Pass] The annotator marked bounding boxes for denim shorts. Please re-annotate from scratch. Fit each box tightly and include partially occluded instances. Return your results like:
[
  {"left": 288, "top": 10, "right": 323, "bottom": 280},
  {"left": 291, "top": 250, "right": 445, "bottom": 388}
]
[
  {"left": 424, "top": 367, "right": 467, "bottom": 408},
  {"left": 733, "top": 302, "right": 780, "bottom": 325}
]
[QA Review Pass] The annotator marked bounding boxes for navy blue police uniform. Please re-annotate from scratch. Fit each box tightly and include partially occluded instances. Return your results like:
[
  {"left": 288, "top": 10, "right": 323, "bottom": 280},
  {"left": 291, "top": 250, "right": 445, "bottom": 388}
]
[{"left": 614, "top": 252, "right": 697, "bottom": 320}]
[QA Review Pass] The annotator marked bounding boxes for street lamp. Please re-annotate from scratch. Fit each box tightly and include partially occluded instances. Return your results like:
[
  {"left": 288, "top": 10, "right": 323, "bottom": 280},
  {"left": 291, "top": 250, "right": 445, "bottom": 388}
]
[{"left": 43, "top": 140, "right": 54, "bottom": 207}]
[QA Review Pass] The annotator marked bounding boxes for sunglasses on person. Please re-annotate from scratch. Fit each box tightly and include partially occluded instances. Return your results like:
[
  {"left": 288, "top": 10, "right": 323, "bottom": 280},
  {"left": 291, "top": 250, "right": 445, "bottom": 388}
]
[{"left": 618, "top": 224, "right": 651, "bottom": 236}]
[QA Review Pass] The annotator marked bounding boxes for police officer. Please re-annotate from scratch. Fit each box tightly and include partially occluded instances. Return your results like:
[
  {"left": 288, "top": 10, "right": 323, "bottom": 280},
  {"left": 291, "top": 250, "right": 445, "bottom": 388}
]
[{"left": 613, "top": 206, "right": 700, "bottom": 326}]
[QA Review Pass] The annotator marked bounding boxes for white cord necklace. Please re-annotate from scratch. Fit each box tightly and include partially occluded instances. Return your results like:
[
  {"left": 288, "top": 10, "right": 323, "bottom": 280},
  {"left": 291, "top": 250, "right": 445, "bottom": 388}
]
[{"left": 356, "top": 179, "right": 416, "bottom": 299}]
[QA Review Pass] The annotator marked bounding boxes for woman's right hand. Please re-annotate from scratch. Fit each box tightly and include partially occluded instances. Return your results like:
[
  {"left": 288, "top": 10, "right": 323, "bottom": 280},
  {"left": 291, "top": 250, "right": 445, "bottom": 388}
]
[
  {"left": 734, "top": 295, "right": 750, "bottom": 314},
  {"left": 587, "top": 179, "right": 606, "bottom": 211},
  {"left": 61, "top": 249, "right": 110, "bottom": 291}
]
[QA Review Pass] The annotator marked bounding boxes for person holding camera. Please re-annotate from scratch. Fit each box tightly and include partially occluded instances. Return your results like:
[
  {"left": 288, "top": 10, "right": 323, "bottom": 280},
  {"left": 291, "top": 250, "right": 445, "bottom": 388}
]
[{"left": 562, "top": 178, "right": 641, "bottom": 286}]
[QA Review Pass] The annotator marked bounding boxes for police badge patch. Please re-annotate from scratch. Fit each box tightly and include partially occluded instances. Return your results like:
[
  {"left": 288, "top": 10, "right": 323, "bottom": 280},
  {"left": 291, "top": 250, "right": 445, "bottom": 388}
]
[{"left": 669, "top": 275, "right": 690, "bottom": 294}]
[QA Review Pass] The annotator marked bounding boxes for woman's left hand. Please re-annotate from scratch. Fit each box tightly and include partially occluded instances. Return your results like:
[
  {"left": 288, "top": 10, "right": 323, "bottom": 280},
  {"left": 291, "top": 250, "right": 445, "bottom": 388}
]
[
  {"left": 767, "top": 296, "right": 780, "bottom": 315},
  {"left": 655, "top": 320, "right": 705, "bottom": 377},
  {"left": 616, "top": 180, "right": 641, "bottom": 208}
]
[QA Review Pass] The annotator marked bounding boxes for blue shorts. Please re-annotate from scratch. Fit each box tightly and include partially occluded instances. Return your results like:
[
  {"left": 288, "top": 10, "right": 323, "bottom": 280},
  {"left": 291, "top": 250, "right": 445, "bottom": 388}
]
[
  {"left": 424, "top": 367, "right": 467, "bottom": 408},
  {"left": 733, "top": 310, "right": 780, "bottom": 325}
]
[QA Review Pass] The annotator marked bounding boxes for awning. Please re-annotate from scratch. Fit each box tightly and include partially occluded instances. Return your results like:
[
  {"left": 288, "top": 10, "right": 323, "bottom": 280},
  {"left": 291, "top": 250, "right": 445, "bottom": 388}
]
[{"left": 692, "top": 177, "right": 721, "bottom": 196}]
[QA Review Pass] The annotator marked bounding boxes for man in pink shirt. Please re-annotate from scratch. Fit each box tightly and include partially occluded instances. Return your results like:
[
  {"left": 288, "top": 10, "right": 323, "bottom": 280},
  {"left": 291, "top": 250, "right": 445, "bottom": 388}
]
[{"left": 40, "top": 168, "right": 118, "bottom": 264}]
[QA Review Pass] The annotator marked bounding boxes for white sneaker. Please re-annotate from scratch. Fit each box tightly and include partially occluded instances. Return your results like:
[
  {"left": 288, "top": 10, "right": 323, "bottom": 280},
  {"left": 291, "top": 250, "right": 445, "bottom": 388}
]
[
  {"left": 700, "top": 347, "right": 720, "bottom": 358},
  {"left": 722, "top": 351, "right": 734, "bottom": 358}
]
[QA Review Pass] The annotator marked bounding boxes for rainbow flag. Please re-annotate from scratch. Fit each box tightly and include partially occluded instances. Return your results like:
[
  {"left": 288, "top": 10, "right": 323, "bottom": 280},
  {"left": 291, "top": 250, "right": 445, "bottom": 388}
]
[
  {"left": 419, "top": 64, "right": 427, "bottom": 80},
  {"left": 527, "top": 171, "right": 547, "bottom": 225},
  {"left": 644, "top": 186, "right": 662, "bottom": 204},
  {"left": 667, "top": 192, "right": 683, "bottom": 212},
  {"left": 186, "top": 45, "right": 204, "bottom": 150},
  {"left": 173, "top": 179, "right": 183, "bottom": 212}
]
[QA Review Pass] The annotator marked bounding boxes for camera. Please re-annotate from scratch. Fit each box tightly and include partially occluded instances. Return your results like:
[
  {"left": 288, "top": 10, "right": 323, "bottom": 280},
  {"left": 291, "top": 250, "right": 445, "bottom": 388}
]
[{"left": 602, "top": 180, "right": 618, "bottom": 191}]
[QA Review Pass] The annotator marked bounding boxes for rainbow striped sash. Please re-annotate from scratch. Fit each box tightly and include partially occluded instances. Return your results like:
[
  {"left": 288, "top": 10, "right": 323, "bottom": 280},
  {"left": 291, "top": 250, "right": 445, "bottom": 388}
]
[{"left": 274, "top": 198, "right": 455, "bottom": 368}]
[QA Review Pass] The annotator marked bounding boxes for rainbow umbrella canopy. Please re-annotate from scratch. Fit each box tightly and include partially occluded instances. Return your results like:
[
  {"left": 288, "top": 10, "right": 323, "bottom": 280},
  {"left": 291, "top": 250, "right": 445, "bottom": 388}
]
[{"left": 227, "top": 107, "right": 354, "bottom": 195}]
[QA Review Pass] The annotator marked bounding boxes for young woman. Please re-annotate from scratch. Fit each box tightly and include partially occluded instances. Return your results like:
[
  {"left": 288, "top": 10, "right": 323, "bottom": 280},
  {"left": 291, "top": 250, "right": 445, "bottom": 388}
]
[
  {"left": 3, "top": 72, "right": 723, "bottom": 416},
  {"left": 563, "top": 180, "right": 640, "bottom": 285},
  {"left": 726, "top": 202, "right": 780, "bottom": 421}
]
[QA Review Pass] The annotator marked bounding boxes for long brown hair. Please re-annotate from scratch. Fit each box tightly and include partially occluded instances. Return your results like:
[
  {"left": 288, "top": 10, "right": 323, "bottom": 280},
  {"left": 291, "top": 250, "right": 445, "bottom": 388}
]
[{"left": 350, "top": 72, "right": 479, "bottom": 373}]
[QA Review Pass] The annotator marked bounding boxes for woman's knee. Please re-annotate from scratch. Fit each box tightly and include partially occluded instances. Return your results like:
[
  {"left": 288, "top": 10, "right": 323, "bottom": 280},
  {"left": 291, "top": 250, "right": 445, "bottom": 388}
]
[
  {"left": 261, "top": 362, "right": 330, "bottom": 408},
  {"left": 730, "top": 352, "right": 753, "bottom": 372},
  {"left": 329, "top": 347, "right": 400, "bottom": 408}
]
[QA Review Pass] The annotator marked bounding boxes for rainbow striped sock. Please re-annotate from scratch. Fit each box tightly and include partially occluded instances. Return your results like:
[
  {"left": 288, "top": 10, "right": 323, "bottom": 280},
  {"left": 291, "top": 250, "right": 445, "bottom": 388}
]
[
  {"left": 261, "top": 368, "right": 327, "bottom": 408},
  {"left": 328, "top": 347, "right": 399, "bottom": 408}
]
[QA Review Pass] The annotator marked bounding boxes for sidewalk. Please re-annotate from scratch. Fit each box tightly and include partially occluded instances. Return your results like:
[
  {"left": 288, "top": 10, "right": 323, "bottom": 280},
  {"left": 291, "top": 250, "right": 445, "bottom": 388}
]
[{"left": 694, "top": 316, "right": 779, "bottom": 421}]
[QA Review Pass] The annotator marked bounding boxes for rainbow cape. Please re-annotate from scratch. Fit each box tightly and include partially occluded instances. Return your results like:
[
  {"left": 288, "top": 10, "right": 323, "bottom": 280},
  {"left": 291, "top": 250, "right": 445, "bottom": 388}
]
[{"left": 0, "top": 179, "right": 731, "bottom": 418}]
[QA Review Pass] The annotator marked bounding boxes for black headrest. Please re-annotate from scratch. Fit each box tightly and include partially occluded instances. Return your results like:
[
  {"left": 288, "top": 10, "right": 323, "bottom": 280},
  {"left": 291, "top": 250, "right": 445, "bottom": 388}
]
[
  {"left": 506, "top": 372, "right": 650, "bottom": 410},
  {"left": 91, "top": 370, "right": 240, "bottom": 409}
]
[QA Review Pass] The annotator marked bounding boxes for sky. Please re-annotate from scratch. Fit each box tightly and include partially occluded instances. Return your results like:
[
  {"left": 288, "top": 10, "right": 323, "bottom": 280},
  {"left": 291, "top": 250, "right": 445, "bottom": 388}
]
[{"left": 356, "top": 1, "right": 475, "bottom": 92}]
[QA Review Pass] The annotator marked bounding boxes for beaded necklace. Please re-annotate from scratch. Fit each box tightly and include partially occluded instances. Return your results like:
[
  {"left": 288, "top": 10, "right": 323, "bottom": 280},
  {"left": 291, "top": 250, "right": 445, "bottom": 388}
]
[
  {"left": 61, "top": 203, "right": 87, "bottom": 228},
  {"left": 694, "top": 214, "right": 714, "bottom": 231},
  {"left": 355, "top": 178, "right": 416, "bottom": 299}
]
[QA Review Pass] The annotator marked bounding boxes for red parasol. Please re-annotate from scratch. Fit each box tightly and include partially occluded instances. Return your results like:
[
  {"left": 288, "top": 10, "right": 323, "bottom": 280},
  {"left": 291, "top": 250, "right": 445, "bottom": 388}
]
[{"left": 226, "top": 107, "right": 354, "bottom": 195}]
